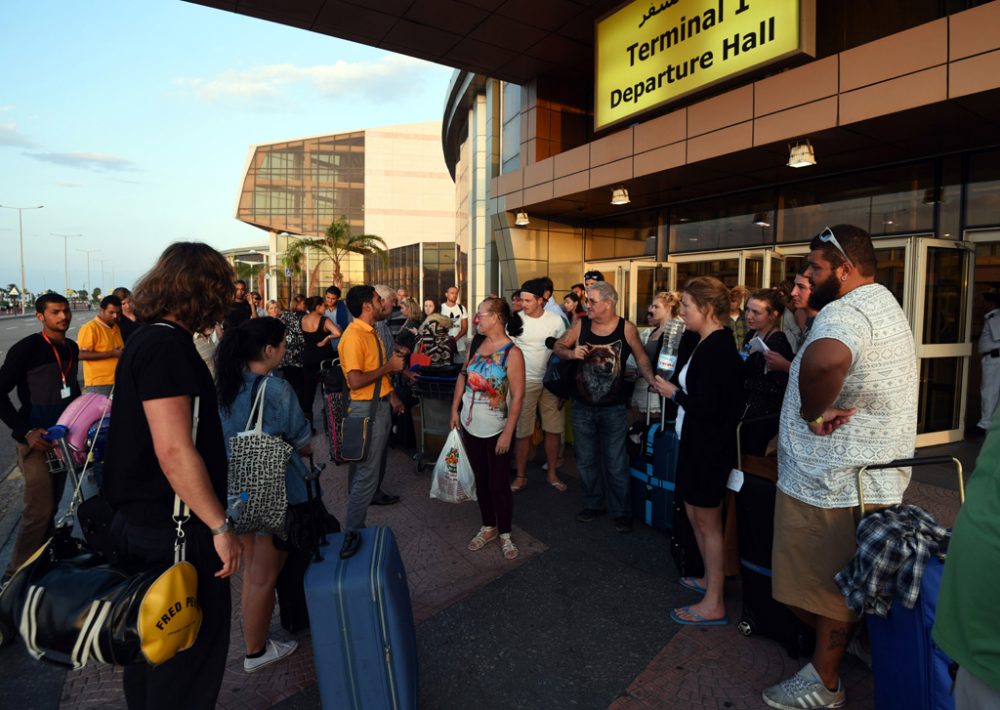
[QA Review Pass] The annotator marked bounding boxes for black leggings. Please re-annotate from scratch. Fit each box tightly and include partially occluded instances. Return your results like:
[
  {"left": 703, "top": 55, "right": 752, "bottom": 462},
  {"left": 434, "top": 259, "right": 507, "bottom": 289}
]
[{"left": 461, "top": 428, "right": 513, "bottom": 535}]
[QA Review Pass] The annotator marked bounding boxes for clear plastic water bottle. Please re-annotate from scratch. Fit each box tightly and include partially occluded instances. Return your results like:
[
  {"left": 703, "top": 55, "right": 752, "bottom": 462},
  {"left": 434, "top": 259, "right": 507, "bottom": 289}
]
[
  {"left": 226, "top": 492, "right": 250, "bottom": 523},
  {"left": 656, "top": 320, "right": 685, "bottom": 380}
]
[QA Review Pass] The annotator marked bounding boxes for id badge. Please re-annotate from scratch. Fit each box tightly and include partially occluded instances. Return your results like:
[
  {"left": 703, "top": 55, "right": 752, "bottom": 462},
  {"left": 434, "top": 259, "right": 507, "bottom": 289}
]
[{"left": 60, "top": 385, "right": 72, "bottom": 399}]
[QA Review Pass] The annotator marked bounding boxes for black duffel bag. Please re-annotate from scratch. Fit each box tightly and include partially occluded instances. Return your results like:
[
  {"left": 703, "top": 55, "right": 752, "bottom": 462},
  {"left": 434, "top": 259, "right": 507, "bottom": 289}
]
[{"left": 0, "top": 514, "right": 200, "bottom": 669}]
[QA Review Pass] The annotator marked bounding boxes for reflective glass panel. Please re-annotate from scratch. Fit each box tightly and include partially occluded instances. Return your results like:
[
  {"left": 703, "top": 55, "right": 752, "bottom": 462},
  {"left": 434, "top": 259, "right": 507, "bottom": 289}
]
[
  {"left": 917, "top": 357, "right": 962, "bottom": 434},
  {"left": 922, "top": 247, "right": 967, "bottom": 345}
]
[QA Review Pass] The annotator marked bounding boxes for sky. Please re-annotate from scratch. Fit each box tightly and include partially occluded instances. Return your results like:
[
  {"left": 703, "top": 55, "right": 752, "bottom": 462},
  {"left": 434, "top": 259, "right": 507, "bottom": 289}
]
[{"left": 0, "top": 0, "right": 454, "bottom": 297}]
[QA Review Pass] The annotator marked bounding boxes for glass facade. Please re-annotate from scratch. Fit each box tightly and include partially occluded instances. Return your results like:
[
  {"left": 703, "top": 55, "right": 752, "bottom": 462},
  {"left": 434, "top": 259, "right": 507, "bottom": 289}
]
[
  {"left": 239, "top": 133, "right": 365, "bottom": 237},
  {"left": 363, "top": 242, "right": 457, "bottom": 302}
]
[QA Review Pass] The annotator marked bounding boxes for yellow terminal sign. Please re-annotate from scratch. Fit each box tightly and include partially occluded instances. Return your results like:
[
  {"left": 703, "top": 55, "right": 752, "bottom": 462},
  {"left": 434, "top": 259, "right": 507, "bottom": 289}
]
[{"left": 595, "top": 0, "right": 815, "bottom": 130}]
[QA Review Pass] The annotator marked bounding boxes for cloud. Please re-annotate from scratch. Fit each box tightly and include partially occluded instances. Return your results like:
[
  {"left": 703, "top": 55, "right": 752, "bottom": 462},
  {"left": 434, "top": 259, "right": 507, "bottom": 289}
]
[
  {"left": 0, "top": 122, "right": 34, "bottom": 147},
  {"left": 174, "top": 55, "right": 446, "bottom": 107},
  {"left": 56, "top": 181, "right": 84, "bottom": 188},
  {"left": 0, "top": 105, "right": 14, "bottom": 113},
  {"left": 24, "top": 151, "right": 139, "bottom": 172}
]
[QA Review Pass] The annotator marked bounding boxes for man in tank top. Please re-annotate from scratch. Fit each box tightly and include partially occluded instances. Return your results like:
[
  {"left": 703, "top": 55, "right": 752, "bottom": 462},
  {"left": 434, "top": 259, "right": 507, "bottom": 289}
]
[{"left": 553, "top": 281, "right": 656, "bottom": 533}]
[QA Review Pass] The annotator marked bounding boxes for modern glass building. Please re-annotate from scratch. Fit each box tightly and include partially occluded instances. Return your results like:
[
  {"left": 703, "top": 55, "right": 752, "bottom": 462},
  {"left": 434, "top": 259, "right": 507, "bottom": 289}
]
[
  {"left": 235, "top": 121, "right": 457, "bottom": 304},
  {"left": 198, "top": 0, "right": 1000, "bottom": 445}
]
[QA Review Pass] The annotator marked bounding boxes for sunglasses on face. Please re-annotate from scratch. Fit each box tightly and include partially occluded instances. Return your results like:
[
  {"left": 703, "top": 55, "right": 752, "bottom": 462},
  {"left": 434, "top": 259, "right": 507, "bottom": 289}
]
[{"left": 819, "top": 226, "right": 853, "bottom": 267}]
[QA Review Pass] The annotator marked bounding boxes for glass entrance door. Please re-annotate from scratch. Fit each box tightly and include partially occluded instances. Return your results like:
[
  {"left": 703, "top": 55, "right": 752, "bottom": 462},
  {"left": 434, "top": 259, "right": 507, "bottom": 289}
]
[
  {"left": 630, "top": 261, "right": 673, "bottom": 327},
  {"left": 583, "top": 259, "right": 637, "bottom": 321},
  {"left": 912, "top": 239, "right": 973, "bottom": 444}
]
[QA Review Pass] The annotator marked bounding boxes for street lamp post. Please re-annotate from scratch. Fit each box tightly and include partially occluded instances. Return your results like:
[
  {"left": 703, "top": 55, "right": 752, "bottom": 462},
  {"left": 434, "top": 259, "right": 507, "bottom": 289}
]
[
  {"left": 0, "top": 203, "right": 44, "bottom": 314},
  {"left": 51, "top": 232, "right": 81, "bottom": 295},
  {"left": 100, "top": 260, "right": 112, "bottom": 296},
  {"left": 77, "top": 248, "right": 100, "bottom": 303}
]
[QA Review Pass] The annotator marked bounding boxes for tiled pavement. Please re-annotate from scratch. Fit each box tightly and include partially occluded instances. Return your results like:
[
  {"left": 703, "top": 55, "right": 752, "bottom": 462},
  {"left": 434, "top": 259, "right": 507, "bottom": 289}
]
[{"left": 1, "top": 415, "right": 977, "bottom": 709}]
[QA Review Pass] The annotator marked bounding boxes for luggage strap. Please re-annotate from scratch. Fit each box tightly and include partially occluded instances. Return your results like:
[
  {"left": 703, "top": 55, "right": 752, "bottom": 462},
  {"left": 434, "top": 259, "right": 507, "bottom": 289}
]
[{"left": 857, "top": 457, "right": 964, "bottom": 517}]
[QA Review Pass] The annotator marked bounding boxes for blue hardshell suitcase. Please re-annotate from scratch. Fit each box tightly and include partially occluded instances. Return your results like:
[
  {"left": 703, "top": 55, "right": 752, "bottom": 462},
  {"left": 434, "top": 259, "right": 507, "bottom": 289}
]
[
  {"left": 304, "top": 527, "right": 418, "bottom": 710},
  {"left": 628, "top": 406, "right": 680, "bottom": 530},
  {"left": 859, "top": 456, "right": 962, "bottom": 710}
]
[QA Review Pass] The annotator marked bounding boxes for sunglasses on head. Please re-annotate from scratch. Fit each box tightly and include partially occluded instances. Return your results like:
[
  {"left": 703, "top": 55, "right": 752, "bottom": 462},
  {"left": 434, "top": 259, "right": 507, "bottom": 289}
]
[{"left": 819, "top": 226, "right": 853, "bottom": 267}]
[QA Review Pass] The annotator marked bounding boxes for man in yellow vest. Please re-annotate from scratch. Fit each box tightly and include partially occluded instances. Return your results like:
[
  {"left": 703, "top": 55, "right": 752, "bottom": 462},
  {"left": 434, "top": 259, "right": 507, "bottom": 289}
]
[{"left": 78, "top": 294, "right": 124, "bottom": 395}]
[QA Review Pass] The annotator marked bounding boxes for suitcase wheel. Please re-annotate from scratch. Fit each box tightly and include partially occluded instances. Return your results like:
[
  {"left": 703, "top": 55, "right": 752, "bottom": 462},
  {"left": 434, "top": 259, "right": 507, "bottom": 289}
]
[{"left": 737, "top": 618, "right": 754, "bottom": 637}]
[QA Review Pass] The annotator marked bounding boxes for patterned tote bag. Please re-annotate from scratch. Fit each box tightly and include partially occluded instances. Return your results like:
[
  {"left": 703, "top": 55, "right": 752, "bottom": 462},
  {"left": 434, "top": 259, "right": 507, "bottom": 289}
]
[{"left": 228, "top": 378, "right": 293, "bottom": 535}]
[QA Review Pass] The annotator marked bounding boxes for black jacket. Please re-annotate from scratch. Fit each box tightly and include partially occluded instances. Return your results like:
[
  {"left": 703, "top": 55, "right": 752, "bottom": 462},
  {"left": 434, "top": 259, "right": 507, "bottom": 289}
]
[{"left": 671, "top": 328, "right": 744, "bottom": 478}]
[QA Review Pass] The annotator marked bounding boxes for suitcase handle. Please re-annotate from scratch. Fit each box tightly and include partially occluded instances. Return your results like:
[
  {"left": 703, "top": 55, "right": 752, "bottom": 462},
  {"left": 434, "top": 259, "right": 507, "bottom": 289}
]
[{"left": 857, "top": 456, "right": 965, "bottom": 516}]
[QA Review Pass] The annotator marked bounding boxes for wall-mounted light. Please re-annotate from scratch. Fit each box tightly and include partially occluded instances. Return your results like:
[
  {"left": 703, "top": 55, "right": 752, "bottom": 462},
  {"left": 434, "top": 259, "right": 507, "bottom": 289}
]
[
  {"left": 787, "top": 140, "right": 816, "bottom": 168},
  {"left": 611, "top": 186, "right": 630, "bottom": 205},
  {"left": 753, "top": 212, "right": 771, "bottom": 227},
  {"left": 514, "top": 211, "right": 530, "bottom": 226}
]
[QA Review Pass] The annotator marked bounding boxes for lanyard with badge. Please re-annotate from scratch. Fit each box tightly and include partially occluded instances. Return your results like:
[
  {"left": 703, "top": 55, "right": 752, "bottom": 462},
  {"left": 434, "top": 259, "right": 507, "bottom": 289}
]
[{"left": 41, "top": 331, "right": 74, "bottom": 399}]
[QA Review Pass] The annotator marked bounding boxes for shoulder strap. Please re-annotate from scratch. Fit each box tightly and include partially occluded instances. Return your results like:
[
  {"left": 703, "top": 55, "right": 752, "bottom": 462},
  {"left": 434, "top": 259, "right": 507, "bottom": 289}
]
[
  {"left": 244, "top": 375, "right": 267, "bottom": 431},
  {"left": 499, "top": 341, "right": 513, "bottom": 367},
  {"left": 369, "top": 331, "right": 384, "bottom": 417}
]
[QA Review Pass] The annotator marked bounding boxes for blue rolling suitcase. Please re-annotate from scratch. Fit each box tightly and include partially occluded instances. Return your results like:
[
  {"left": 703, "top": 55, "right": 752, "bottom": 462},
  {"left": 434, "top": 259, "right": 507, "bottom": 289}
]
[
  {"left": 304, "top": 527, "right": 418, "bottom": 710},
  {"left": 857, "top": 457, "right": 964, "bottom": 710},
  {"left": 629, "top": 404, "right": 680, "bottom": 531}
]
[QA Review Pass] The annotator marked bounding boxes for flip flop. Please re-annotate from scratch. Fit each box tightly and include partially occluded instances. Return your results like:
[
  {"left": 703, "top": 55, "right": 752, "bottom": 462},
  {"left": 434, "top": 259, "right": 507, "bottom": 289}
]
[
  {"left": 548, "top": 480, "right": 568, "bottom": 492},
  {"left": 510, "top": 476, "right": 527, "bottom": 492},
  {"left": 679, "top": 577, "right": 706, "bottom": 594},
  {"left": 670, "top": 606, "right": 727, "bottom": 626}
]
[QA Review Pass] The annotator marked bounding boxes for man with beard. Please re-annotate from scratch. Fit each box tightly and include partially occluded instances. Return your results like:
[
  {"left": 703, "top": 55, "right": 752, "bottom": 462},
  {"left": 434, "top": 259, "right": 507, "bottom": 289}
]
[
  {"left": 763, "top": 267, "right": 819, "bottom": 374},
  {"left": 762, "top": 225, "right": 917, "bottom": 710}
]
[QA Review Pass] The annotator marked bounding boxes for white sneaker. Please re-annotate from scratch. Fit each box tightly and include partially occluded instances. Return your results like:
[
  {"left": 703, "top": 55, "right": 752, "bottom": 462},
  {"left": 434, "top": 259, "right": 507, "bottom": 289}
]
[
  {"left": 244, "top": 638, "right": 299, "bottom": 673},
  {"left": 762, "top": 662, "right": 846, "bottom": 710}
]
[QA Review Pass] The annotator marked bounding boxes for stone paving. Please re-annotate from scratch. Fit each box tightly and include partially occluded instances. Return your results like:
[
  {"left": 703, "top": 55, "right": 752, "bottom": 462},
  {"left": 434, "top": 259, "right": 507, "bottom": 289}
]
[{"left": 0, "top": 408, "right": 974, "bottom": 709}]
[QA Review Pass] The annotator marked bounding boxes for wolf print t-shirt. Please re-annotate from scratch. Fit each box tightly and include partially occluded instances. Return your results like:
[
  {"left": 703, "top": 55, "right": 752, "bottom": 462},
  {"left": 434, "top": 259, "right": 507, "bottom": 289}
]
[
  {"left": 461, "top": 342, "right": 514, "bottom": 438},
  {"left": 574, "top": 317, "right": 632, "bottom": 407}
]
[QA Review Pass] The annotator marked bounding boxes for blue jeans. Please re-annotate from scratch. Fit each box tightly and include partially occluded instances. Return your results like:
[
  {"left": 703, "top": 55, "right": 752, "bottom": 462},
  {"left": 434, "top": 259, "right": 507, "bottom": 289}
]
[{"left": 571, "top": 402, "right": 629, "bottom": 517}]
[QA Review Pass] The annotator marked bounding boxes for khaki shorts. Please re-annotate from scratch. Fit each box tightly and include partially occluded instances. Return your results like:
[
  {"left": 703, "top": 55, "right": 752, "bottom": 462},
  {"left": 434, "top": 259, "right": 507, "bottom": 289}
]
[
  {"left": 516, "top": 382, "right": 565, "bottom": 438},
  {"left": 771, "top": 490, "right": 863, "bottom": 623}
]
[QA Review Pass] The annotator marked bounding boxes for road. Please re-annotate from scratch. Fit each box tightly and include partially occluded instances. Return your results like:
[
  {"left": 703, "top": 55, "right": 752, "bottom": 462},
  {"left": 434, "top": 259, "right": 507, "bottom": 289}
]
[{"left": 0, "top": 309, "right": 90, "bottom": 472}]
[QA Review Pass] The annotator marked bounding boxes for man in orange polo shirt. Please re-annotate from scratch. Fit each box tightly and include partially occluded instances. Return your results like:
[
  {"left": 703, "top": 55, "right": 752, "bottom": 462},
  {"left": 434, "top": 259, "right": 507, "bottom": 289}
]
[
  {"left": 78, "top": 294, "right": 124, "bottom": 395},
  {"left": 340, "top": 285, "right": 405, "bottom": 529}
]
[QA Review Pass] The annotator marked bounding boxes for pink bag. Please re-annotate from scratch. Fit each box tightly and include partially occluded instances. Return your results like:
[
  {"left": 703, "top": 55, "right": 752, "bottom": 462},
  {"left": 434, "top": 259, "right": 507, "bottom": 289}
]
[{"left": 53, "top": 393, "right": 111, "bottom": 467}]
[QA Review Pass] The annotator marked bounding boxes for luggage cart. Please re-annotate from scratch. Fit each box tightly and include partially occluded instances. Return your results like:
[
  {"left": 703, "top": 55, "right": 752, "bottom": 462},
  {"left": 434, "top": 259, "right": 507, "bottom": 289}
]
[
  {"left": 410, "top": 365, "right": 460, "bottom": 472},
  {"left": 853, "top": 456, "right": 964, "bottom": 710}
]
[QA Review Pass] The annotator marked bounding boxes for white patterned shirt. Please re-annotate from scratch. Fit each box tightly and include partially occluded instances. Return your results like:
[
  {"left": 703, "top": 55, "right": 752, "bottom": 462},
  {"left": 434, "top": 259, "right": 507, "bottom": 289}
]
[{"left": 777, "top": 284, "right": 917, "bottom": 509}]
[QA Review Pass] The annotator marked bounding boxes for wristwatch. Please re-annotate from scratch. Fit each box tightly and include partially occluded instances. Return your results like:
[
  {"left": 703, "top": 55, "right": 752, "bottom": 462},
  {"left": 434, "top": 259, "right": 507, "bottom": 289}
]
[
  {"left": 210, "top": 519, "right": 233, "bottom": 536},
  {"left": 799, "top": 407, "right": 824, "bottom": 426}
]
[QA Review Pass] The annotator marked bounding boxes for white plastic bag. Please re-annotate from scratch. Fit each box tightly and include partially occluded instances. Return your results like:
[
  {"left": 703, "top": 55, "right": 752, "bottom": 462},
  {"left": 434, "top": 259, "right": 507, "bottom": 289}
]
[{"left": 429, "top": 428, "right": 477, "bottom": 503}]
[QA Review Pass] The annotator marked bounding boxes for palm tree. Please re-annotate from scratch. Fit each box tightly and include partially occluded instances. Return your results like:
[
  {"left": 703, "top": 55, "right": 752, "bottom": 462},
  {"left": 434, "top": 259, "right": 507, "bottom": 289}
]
[{"left": 283, "top": 217, "right": 388, "bottom": 292}]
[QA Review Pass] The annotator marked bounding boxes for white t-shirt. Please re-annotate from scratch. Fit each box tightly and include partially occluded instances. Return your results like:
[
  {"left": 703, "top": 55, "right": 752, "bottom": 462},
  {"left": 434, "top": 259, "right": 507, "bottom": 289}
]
[
  {"left": 441, "top": 302, "right": 467, "bottom": 353},
  {"left": 544, "top": 298, "right": 570, "bottom": 327},
  {"left": 675, "top": 358, "right": 691, "bottom": 440},
  {"left": 513, "top": 310, "right": 567, "bottom": 383},
  {"left": 777, "top": 284, "right": 917, "bottom": 509}
]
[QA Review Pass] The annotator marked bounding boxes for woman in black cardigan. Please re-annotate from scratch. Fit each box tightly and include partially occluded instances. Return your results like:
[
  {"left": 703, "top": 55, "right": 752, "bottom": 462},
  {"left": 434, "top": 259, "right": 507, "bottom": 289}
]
[{"left": 654, "top": 276, "right": 744, "bottom": 626}]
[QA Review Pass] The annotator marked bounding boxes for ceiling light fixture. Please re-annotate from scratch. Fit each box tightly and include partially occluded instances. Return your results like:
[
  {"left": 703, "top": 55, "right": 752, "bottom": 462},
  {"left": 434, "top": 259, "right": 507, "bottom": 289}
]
[
  {"left": 787, "top": 140, "right": 816, "bottom": 168},
  {"left": 611, "top": 186, "right": 630, "bottom": 205},
  {"left": 514, "top": 211, "right": 530, "bottom": 226},
  {"left": 753, "top": 212, "right": 771, "bottom": 227}
]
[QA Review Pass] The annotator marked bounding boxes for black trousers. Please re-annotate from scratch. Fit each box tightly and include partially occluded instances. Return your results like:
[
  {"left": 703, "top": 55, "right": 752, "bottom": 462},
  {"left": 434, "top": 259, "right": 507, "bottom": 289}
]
[
  {"left": 111, "top": 514, "right": 231, "bottom": 710},
  {"left": 277, "top": 365, "right": 309, "bottom": 417}
]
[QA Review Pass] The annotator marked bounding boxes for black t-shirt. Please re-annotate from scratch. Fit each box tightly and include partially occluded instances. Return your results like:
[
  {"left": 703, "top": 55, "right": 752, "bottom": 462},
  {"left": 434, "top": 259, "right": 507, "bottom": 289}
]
[
  {"left": 102, "top": 319, "right": 227, "bottom": 529},
  {"left": 0, "top": 333, "right": 80, "bottom": 441},
  {"left": 223, "top": 300, "right": 252, "bottom": 330}
]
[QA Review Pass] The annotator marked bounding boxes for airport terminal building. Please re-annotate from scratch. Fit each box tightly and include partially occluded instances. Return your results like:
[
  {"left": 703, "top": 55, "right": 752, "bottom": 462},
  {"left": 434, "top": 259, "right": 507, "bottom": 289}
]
[{"left": 196, "top": 0, "right": 1000, "bottom": 445}]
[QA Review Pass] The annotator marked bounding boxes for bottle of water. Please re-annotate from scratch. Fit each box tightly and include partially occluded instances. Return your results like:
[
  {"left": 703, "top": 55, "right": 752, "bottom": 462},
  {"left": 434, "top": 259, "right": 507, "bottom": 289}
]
[
  {"left": 226, "top": 492, "right": 250, "bottom": 523},
  {"left": 656, "top": 320, "right": 685, "bottom": 380}
]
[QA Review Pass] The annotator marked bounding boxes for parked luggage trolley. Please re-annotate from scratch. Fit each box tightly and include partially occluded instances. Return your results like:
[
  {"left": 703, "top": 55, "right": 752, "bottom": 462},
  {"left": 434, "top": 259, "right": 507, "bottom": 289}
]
[
  {"left": 852, "top": 456, "right": 965, "bottom": 710},
  {"left": 410, "top": 365, "right": 460, "bottom": 472},
  {"left": 43, "top": 392, "right": 112, "bottom": 500}
]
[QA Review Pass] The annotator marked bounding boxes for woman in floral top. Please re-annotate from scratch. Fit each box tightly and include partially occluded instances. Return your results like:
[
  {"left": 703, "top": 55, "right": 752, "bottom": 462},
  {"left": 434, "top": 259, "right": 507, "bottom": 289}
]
[
  {"left": 449, "top": 297, "right": 525, "bottom": 559},
  {"left": 267, "top": 300, "right": 308, "bottom": 417}
]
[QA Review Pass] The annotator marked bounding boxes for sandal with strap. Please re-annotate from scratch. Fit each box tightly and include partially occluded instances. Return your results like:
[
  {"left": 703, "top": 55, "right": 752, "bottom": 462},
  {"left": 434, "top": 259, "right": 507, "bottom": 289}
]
[
  {"left": 548, "top": 479, "right": 567, "bottom": 493},
  {"left": 500, "top": 533, "right": 519, "bottom": 560},
  {"left": 510, "top": 476, "right": 528, "bottom": 492},
  {"left": 468, "top": 526, "right": 497, "bottom": 551}
]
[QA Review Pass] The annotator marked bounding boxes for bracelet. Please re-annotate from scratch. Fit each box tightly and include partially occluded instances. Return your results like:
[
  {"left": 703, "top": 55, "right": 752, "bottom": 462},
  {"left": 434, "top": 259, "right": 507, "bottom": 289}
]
[{"left": 210, "top": 519, "right": 233, "bottom": 536}]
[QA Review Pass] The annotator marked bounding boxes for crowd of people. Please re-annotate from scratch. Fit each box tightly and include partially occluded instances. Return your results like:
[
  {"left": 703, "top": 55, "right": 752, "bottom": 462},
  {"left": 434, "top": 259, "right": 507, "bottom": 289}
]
[{"left": 0, "top": 224, "right": 996, "bottom": 710}]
